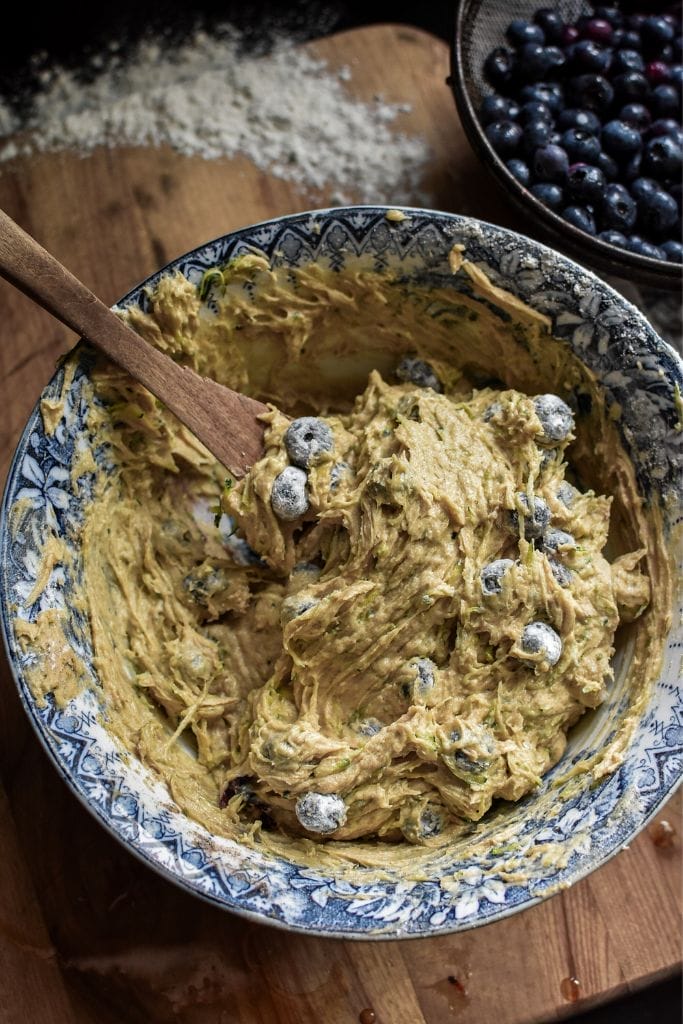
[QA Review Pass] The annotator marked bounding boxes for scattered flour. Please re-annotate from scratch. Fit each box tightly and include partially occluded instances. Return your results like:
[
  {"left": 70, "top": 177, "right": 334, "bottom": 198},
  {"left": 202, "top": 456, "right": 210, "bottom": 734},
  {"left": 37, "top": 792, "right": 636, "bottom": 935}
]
[{"left": 0, "top": 28, "right": 431, "bottom": 203}]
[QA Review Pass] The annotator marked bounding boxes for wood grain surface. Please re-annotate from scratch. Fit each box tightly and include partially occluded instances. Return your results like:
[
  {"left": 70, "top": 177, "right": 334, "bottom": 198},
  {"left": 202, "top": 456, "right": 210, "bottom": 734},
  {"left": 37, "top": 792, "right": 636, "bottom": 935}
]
[{"left": 0, "top": 25, "right": 680, "bottom": 1024}]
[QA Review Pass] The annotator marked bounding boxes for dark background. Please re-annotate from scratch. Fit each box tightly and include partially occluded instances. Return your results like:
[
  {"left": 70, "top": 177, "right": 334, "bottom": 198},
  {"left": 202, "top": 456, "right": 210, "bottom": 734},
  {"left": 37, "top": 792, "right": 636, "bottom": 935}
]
[{"left": 1, "top": 2, "right": 681, "bottom": 1021}]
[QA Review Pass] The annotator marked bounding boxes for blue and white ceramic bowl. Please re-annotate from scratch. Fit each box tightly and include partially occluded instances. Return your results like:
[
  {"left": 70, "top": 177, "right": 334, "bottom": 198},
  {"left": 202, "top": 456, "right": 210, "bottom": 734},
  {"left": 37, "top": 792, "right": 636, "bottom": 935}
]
[{"left": 1, "top": 207, "right": 681, "bottom": 938}]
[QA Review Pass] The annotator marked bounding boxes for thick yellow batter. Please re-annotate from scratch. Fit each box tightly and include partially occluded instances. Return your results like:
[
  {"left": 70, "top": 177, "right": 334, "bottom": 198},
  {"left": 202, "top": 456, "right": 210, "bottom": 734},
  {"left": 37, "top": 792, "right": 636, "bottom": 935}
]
[{"left": 21, "top": 248, "right": 671, "bottom": 862}]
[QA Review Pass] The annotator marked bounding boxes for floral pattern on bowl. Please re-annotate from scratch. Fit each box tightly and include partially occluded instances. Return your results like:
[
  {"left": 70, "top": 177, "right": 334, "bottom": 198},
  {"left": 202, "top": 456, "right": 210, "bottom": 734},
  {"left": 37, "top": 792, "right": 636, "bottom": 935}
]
[{"left": 1, "top": 207, "right": 681, "bottom": 938}]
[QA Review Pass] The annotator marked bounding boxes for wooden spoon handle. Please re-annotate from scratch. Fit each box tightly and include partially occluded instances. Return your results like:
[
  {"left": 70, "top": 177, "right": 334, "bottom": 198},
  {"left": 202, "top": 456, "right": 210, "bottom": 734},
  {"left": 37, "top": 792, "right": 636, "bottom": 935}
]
[{"left": 0, "top": 208, "right": 267, "bottom": 477}]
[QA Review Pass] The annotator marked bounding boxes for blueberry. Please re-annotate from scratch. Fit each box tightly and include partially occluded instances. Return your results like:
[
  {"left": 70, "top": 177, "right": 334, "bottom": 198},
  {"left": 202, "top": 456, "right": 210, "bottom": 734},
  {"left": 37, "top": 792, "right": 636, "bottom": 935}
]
[
  {"left": 518, "top": 101, "right": 553, "bottom": 125},
  {"left": 651, "top": 84, "right": 681, "bottom": 119},
  {"left": 630, "top": 176, "right": 659, "bottom": 201},
  {"left": 270, "top": 466, "right": 309, "bottom": 521},
  {"left": 561, "top": 128, "right": 601, "bottom": 163},
  {"left": 599, "top": 229, "right": 629, "bottom": 246},
  {"left": 412, "top": 806, "right": 446, "bottom": 840},
  {"left": 295, "top": 792, "right": 347, "bottom": 834},
  {"left": 356, "top": 717, "right": 382, "bottom": 737},
  {"left": 672, "top": 183, "right": 682, "bottom": 210},
  {"left": 533, "top": 393, "right": 574, "bottom": 442},
  {"left": 671, "top": 65, "right": 683, "bottom": 88},
  {"left": 611, "top": 49, "right": 645, "bottom": 74},
  {"left": 396, "top": 356, "right": 443, "bottom": 392},
  {"left": 596, "top": 150, "right": 619, "bottom": 180},
  {"left": 619, "top": 103, "right": 651, "bottom": 129},
  {"left": 520, "top": 81, "right": 564, "bottom": 114},
  {"left": 621, "top": 151, "right": 642, "bottom": 182},
  {"left": 568, "top": 40, "right": 612, "bottom": 74},
  {"left": 619, "top": 31, "right": 643, "bottom": 51},
  {"left": 507, "top": 158, "right": 531, "bottom": 185},
  {"left": 561, "top": 25, "right": 580, "bottom": 47},
  {"left": 557, "top": 481, "right": 578, "bottom": 507},
  {"left": 637, "top": 187, "right": 679, "bottom": 238},
  {"left": 548, "top": 559, "right": 573, "bottom": 588},
  {"left": 641, "top": 16, "right": 675, "bottom": 53},
  {"left": 485, "top": 48, "right": 516, "bottom": 92},
  {"left": 531, "top": 181, "right": 565, "bottom": 209},
  {"left": 280, "top": 594, "right": 319, "bottom": 624},
  {"left": 522, "top": 119, "right": 552, "bottom": 154},
  {"left": 645, "top": 60, "right": 673, "bottom": 85},
  {"left": 518, "top": 43, "right": 555, "bottom": 81},
  {"left": 479, "top": 95, "right": 516, "bottom": 126},
  {"left": 408, "top": 658, "right": 437, "bottom": 701},
  {"left": 642, "top": 135, "right": 683, "bottom": 180},
  {"left": 520, "top": 622, "right": 562, "bottom": 666},
  {"left": 542, "top": 528, "right": 577, "bottom": 553},
  {"left": 662, "top": 240, "right": 683, "bottom": 262},
  {"left": 329, "top": 460, "right": 352, "bottom": 491},
  {"left": 649, "top": 119, "right": 683, "bottom": 144},
  {"left": 486, "top": 119, "right": 524, "bottom": 158},
  {"left": 562, "top": 205, "right": 597, "bottom": 234},
  {"left": 481, "top": 558, "right": 515, "bottom": 596},
  {"left": 582, "top": 18, "right": 613, "bottom": 45},
  {"left": 600, "top": 183, "right": 637, "bottom": 230},
  {"left": 571, "top": 73, "right": 614, "bottom": 113},
  {"left": 557, "top": 108, "right": 602, "bottom": 133},
  {"left": 226, "top": 536, "right": 266, "bottom": 568},
  {"left": 626, "top": 237, "right": 666, "bottom": 259},
  {"left": 285, "top": 417, "right": 334, "bottom": 469},
  {"left": 567, "top": 163, "right": 606, "bottom": 204},
  {"left": 543, "top": 46, "right": 568, "bottom": 78},
  {"left": 612, "top": 71, "right": 651, "bottom": 105},
  {"left": 534, "top": 9, "right": 564, "bottom": 45},
  {"left": 506, "top": 19, "right": 545, "bottom": 47},
  {"left": 510, "top": 492, "right": 551, "bottom": 540},
  {"left": 482, "top": 400, "right": 502, "bottom": 422},
  {"left": 534, "top": 143, "right": 569, "bottom": 182},
  {"left": 602, "top": 119, "right": 642, "bottom": 158},
  {"left": 592, "top": 6, "right": 624, "bottom": 29}
]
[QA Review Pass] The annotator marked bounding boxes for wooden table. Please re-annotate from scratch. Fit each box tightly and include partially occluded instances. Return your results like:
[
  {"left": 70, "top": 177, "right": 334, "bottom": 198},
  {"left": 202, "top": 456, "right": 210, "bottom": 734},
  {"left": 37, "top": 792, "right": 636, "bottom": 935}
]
[{"left": 0, "top": 25, "right": 680, "bottom": 1024}]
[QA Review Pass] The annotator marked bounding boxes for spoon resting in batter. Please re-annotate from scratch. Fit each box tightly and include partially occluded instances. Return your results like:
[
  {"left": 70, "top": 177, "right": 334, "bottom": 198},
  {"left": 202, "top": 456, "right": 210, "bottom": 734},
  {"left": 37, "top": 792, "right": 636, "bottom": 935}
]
[{"left": 0, "top": 208, "right": 267, "bottom": 477}]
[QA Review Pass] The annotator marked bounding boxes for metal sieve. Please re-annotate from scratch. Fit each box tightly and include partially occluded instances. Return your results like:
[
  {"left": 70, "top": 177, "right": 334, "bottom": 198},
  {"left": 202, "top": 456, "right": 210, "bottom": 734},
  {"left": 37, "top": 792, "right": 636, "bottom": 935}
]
[{"left": 450, "top": 0, "right": 682, "bottom": 290}]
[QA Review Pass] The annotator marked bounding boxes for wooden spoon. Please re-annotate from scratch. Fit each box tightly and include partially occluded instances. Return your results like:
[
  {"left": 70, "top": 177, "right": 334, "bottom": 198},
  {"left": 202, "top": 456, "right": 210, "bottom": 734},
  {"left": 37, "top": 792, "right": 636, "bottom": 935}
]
[{"left": 0, "top": 209, "right": 268, "bottom": 477}]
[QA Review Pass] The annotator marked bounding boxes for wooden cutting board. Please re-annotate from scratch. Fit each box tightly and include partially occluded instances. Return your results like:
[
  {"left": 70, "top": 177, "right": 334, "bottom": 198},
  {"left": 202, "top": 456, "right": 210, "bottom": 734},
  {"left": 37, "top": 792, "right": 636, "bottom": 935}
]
[{"left": 0, "top": 25, "right": 680, "bottom": 1024}]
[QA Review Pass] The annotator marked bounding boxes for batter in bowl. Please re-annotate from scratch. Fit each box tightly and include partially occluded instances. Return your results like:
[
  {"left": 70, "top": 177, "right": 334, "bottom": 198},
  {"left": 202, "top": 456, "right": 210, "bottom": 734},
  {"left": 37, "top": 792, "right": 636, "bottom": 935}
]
[{"left": 21, "top": 246, "right": 670, "bottom": 860}]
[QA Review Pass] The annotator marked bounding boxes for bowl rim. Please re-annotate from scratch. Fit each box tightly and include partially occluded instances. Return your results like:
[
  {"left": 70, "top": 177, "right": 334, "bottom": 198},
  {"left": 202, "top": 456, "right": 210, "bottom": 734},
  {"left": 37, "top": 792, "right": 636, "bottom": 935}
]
[
  {"left": 449, "top": 0, "right": 683, "bottom": 291},
  {"left": 1, "top": 203, "right": 681, "bottom": 939}
]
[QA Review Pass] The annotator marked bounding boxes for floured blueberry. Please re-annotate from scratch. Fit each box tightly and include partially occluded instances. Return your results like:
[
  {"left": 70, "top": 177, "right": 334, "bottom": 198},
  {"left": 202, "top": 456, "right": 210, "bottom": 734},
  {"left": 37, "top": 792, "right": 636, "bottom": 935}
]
[
  {"left": 543, "top": 527, "right": 577, "bottom": 553},
  {"left": 408, "top": 657, "right": 437, "bottom": 700},
  {"left": 510, "top": 492, "right": 551, "bottom": 539},
  {"left": 396, "top": 356, "right": 443, "bottom": 392},
  {"left": 330, "top": 460, "right": 352, "bottom": 491},
  {"left": 481, "top": 558, "right": 515, "bottom": 595},
  {"left": 271, "top": 466, "right": 309, "bottom": 521},
  {"left": 357, "top": 717, "right": 383, "bottom": 737},
  {"left": 548, "top": 558, "right": 572, "bottom": 587},
  {"left": 285, "top": 417, "right": 334, "bottom": 469},
  {"left": 281, "top": 595, "right": 319, "bottom": 624},
  {"left": 521, "top": 621, "right": 563, "bottom": 665},
  {"left": 533, "top": 394, "right": 575, "bottom": 443},
  {"left": 295, "top": 792, "right": 347, "bottom": 834},
  {"left": 557, "top": 481, "right": 578, "bottom": 507},
  {"left": 483, "top": 401, "right": 503, "bottom": 422}
]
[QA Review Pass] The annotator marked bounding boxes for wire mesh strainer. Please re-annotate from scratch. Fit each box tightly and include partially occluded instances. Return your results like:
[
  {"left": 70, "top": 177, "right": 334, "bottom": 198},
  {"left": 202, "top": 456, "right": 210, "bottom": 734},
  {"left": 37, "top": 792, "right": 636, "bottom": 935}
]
[{"left": 451, "top": 0, "right": 682, "bottom": 290}]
